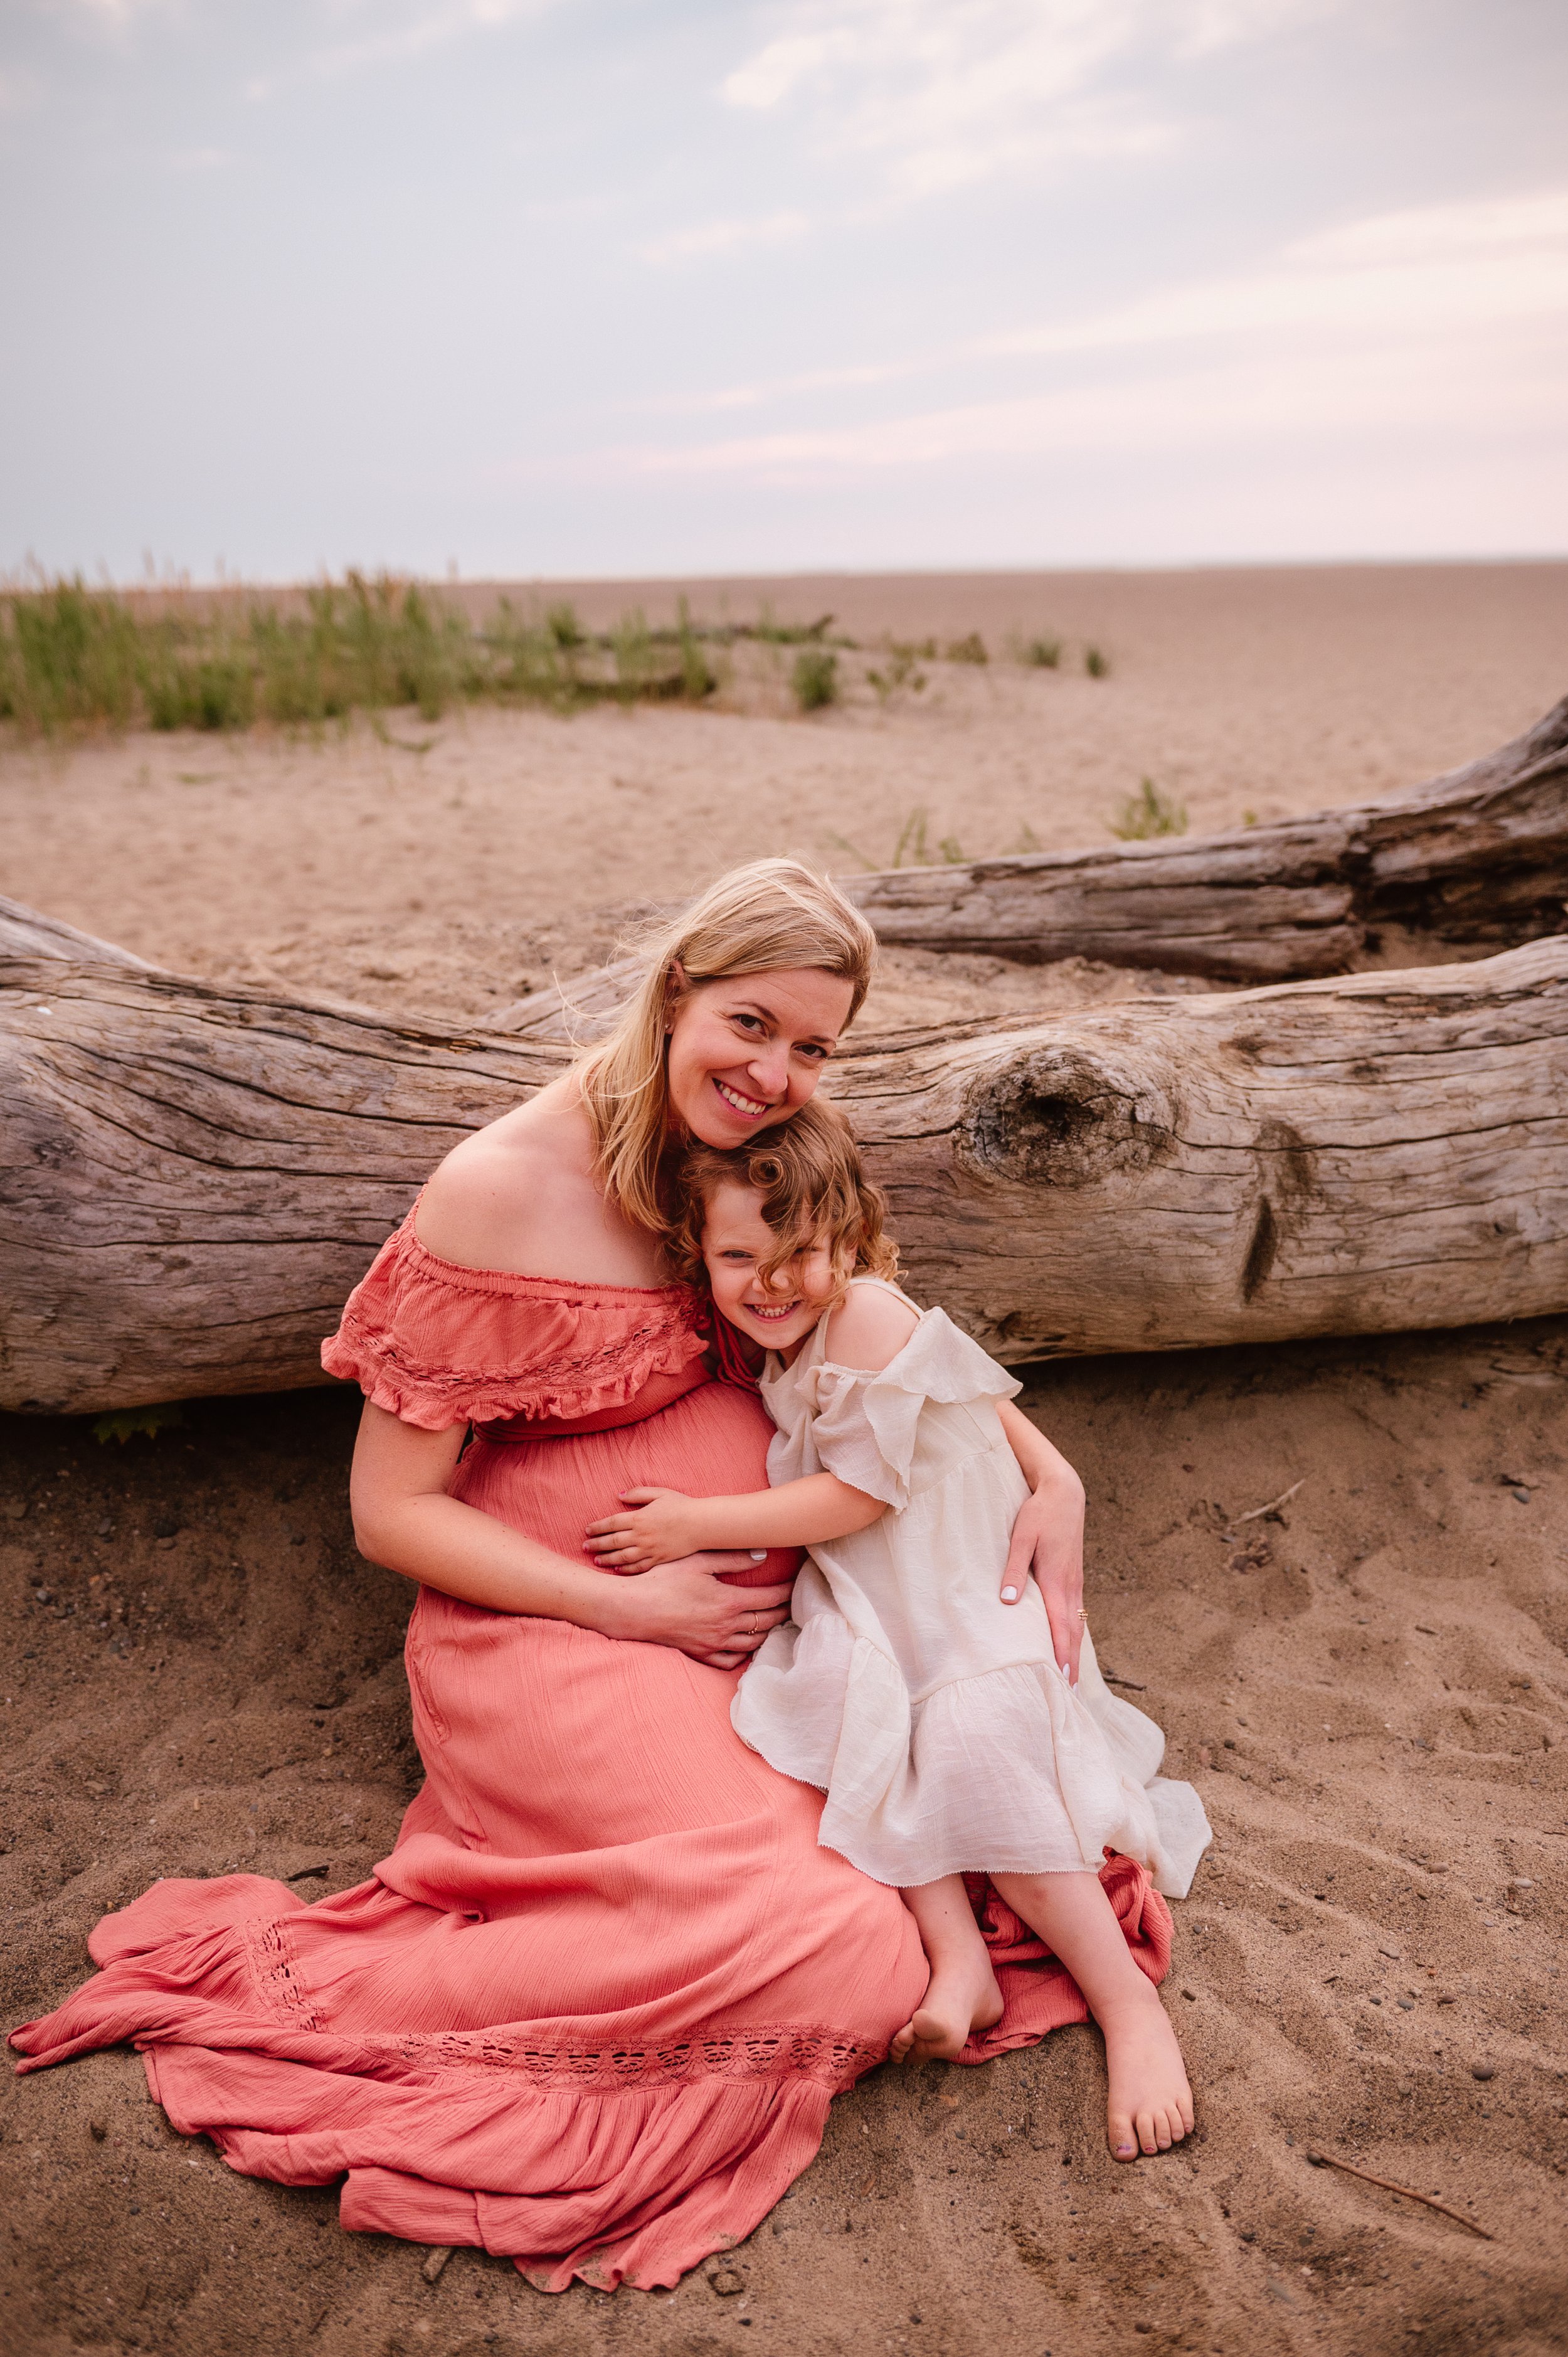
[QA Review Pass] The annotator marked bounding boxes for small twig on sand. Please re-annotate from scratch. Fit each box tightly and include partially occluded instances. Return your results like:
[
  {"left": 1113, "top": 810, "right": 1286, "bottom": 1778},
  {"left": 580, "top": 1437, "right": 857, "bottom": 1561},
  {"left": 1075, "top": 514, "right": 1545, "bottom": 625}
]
[
  {"left": 421, "top": 2247, "right": 454, "bottom": 2284},
  {"left": 1305, "top": 2150, "right": 1493, "bottom": 2238},
  {"left": 1237, "top": 1479, "right": 1305, "bottom": 1525},
  {"left": 1101, "top": 1670, "right": 1147, "bottom": 1691}
]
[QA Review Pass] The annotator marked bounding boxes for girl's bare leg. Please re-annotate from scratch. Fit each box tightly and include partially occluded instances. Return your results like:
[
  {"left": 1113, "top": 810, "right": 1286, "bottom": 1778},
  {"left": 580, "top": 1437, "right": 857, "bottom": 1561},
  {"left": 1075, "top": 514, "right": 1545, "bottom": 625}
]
[
  {"left": 891, "top": 1876, "right": 1005, "bottom": 2063},
  {"left": 991, "top": 1869, "right": 1192, "bottom": 2159}
]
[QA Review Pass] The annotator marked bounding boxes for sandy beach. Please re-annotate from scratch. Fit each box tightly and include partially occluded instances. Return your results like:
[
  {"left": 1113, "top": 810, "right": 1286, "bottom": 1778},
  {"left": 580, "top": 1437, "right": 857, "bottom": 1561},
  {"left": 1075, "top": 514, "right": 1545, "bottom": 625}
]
[{"left": 3, "top": 561, "right": 1566, "bottom": 2356}]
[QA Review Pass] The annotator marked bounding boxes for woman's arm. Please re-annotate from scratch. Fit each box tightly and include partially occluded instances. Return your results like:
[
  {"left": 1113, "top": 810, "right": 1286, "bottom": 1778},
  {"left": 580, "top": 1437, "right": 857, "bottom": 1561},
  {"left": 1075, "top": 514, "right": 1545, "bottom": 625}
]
[
  {"left": 996, "top": 1397, "right": 1086, "bottom": 1683},
  {"left": 351, "top": 1402, "right": 792, "bottom": 1668},
  {"left": 585, "top": 1471, "right": 884, "bottom": 1567}
]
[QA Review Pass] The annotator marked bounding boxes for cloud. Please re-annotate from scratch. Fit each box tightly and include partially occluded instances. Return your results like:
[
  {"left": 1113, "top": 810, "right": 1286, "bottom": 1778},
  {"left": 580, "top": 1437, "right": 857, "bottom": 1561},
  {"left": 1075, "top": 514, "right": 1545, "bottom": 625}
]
[
  {"left": 638, "top": 208, "right": 811, "bottom": 267},
  {"left": 585, "top": 184, "right": 1568, "bottom": 481},
  {"left": 985, "top": 186, "right": 1568, "bottom": 356},
  {"left": 721, "top": 0, "right": 1331, "bottom": 195},
  {"left": 245, "top": 0, "right": 552, "bottom": 93}
]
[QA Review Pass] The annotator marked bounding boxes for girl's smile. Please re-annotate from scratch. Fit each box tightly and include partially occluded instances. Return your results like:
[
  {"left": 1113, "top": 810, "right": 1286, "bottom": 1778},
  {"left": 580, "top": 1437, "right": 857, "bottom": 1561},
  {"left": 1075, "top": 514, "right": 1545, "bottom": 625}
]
[{"left": 700, "top": 1180, "right": 839, "bottom": 1359}]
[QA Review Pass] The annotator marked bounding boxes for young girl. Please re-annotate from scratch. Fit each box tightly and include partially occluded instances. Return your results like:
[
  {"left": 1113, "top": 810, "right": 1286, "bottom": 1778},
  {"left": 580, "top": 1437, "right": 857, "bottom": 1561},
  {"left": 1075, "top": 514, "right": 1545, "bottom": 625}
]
[{"left": 586, "top": 1101, "right": 1211, "bottom": 2162}]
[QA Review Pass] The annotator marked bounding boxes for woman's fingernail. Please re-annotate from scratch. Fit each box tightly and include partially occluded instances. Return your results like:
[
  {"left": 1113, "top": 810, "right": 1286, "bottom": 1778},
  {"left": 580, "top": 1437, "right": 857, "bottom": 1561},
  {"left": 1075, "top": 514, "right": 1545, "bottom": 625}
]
[
  {"left": 750, "top": 1550, "right": 768, "bottom": 1561},
  {"left": 1000, "top": 1585, "right": 1018, "bottom": 1602}
]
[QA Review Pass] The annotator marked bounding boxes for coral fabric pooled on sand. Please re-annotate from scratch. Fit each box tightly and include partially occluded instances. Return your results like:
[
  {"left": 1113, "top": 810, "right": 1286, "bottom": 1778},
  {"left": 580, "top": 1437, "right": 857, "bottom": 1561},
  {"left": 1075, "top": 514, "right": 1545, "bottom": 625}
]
[
  {"left": 735, "top": 1282, "right": 1212, "bottom": 1895},
  {"left": 11, "top": 1219, "right": 1174, "bottom": 2291}
]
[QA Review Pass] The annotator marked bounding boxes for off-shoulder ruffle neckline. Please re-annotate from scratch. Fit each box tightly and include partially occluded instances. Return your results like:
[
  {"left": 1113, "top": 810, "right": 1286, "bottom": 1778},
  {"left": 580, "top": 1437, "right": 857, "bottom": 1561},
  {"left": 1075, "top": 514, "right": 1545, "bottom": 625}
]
[{"left": 401, "top": 1213, "right": 688, "bottom": 1300}]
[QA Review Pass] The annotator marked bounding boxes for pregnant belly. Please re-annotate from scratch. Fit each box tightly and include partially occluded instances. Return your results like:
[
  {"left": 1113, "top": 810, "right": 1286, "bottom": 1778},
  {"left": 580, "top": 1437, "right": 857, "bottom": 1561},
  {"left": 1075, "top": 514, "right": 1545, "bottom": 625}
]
[{"left": 452, "top": 1377, "right": 799, "bottom": 1590}]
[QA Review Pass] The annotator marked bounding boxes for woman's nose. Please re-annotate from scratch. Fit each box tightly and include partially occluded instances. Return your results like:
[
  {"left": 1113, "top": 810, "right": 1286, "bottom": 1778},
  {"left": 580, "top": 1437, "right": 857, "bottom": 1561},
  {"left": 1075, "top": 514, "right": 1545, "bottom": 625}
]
[{"left": 744, "top": 1043, "right": 791, "bottom": 1098}]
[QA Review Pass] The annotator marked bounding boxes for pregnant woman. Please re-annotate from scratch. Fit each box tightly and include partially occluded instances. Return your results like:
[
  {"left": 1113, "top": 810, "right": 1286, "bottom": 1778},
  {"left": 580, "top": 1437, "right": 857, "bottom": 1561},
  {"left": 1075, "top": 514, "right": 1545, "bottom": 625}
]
[{"left": 12, "top": 859, "right": 1120, "bottom": 2294}]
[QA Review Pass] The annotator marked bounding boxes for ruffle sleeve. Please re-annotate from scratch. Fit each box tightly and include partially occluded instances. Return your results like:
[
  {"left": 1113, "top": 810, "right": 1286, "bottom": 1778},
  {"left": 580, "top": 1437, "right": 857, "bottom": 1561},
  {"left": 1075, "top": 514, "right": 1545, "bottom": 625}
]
[
  {"left": 320, "top": 1211, "right": 709, "bottom": 1432},
  {"left": 798, "top": 1309, "right": 1021, "bottom": 1508}
]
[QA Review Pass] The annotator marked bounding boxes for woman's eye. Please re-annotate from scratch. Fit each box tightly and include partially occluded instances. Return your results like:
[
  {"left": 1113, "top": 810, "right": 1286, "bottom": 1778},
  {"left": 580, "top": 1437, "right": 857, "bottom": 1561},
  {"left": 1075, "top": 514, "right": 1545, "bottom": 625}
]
[{"left": 732, "top": 1012, "right": 763, "bottom": 1033}]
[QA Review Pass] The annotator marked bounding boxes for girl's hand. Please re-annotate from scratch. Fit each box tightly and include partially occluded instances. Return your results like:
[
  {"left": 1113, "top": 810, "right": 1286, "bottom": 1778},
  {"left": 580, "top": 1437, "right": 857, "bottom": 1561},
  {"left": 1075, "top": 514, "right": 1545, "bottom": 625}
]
[
  {"left": 600, "top": 1555, "right": 793, "bottom": 1668},
  {"left": 999, "top": 1473, "right": 1085, "bottom": 1685},
  {"left": 586, "top": 1487, "right": 710, "bottom": 1570}
]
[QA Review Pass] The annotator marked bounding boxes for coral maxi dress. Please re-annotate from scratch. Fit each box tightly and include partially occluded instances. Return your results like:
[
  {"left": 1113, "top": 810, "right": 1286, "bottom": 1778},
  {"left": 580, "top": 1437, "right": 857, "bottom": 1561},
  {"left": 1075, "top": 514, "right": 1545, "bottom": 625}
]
[{"left": 12, "top": 1218, "right": 1174, "bottom": 2292}]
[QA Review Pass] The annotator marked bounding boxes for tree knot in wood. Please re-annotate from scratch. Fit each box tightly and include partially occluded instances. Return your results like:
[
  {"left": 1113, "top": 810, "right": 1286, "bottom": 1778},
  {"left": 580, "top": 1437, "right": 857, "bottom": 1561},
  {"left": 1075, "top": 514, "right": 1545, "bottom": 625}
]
[{"left": 955, "top": 1045, "right": 1174, "bottom": 1190}]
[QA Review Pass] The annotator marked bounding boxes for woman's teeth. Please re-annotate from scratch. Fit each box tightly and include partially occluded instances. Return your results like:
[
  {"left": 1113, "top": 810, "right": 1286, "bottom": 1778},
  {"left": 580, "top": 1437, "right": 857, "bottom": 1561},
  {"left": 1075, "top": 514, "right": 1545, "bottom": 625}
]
[{"left": 714, "top": 1079, "right": 769, "bottom": 1117}]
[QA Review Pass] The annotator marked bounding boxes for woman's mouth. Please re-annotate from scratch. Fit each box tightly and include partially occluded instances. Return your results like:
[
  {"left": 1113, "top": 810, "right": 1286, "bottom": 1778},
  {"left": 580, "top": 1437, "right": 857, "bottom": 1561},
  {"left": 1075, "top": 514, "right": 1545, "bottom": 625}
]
[{"left": 713, "top": 1078, "right": 771, "bottom": 1119}]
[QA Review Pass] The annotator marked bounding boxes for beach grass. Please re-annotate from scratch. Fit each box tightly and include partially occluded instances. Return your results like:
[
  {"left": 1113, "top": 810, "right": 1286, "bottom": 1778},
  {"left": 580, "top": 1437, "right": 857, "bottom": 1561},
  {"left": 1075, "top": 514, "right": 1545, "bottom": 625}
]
[
  {"left": 1109, "top": 776, "right": 1188, "bottom": 839},
  {"left": 0, "top": 573, "right": 734, "bottom": 734},
  {"left": 792, "top": 648, "right": 839, "bottom": 711}
]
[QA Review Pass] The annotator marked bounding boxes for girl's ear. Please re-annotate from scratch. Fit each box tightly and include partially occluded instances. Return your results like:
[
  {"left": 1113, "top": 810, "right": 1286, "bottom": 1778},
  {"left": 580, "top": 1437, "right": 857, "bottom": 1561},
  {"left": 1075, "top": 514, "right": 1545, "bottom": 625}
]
[{"left": 663, "top": 959, "right": 689, "bottom": 1036}]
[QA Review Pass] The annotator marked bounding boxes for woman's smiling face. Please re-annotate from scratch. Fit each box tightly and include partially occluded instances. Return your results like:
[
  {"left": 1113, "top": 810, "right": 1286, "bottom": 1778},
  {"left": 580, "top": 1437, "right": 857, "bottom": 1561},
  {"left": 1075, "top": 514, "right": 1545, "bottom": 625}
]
[
  {"left": 700, "top": 1181, "right": 838, "bottom": 1356},
  {"left": 665, "top": 966, "right": 854, "bottom": 1148}
]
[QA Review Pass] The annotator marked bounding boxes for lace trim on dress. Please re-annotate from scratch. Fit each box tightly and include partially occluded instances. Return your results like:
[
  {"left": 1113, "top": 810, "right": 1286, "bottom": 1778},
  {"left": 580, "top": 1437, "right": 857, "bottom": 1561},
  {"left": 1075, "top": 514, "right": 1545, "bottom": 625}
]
[
  {"left": 246, "top": 1916, "right": 326, "bottom": 2035},
  {"left": 324, "top": 1302, "right": 709, "bottom": 1427},
  {"left": 245, "top": 1912, "right": 877, "bottom": 2086},
  {"left": 320, "top": 1211, "right": 711, "bottom": 1427},
  {"left": 381, "top": 2026, "right": 884, "bottom": 2090}
]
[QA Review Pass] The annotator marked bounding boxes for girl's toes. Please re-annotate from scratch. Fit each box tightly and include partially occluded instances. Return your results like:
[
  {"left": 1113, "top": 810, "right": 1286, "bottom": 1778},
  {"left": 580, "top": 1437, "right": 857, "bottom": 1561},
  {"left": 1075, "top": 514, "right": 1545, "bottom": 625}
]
[
  {"left": 1109, "top": 2120, "right": 1138, "bottom": 2161},
  {"left": 890, "top": 2021, "right": 916, "bottom": 2063}
]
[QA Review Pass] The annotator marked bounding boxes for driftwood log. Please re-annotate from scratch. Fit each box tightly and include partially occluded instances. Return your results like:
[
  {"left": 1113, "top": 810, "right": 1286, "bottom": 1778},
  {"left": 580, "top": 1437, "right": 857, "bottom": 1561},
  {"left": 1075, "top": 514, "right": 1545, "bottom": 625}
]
[
  {"left": 843, "top": 693, "right": 1568, "bottom": 981},
  {"left": 4, "top": 896, "right": 1564, "bottom": 1413}
]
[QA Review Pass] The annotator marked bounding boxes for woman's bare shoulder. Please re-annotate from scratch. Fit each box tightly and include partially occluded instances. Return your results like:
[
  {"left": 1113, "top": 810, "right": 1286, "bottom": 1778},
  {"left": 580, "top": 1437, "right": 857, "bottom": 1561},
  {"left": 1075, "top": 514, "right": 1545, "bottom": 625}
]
[
  {"left": 415, "top": 1088, "right": 585, "bottom": 1272},
  {"left": 824, "top": 1283, "right": 921, "bottom": 1373}
]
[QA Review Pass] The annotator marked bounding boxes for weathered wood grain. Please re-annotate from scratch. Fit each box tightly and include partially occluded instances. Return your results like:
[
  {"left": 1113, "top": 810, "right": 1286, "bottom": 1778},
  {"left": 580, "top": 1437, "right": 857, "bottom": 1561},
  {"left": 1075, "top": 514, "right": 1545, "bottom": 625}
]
[
  {"left": 4, "top": 898, "right": 1564, "bottom": 1412},
  {"left": 840, "top": 937, "right": 1568, "bottom": 1361},
  {"left": 843, "top": 693, "right": 1568, "bottom": 981}
]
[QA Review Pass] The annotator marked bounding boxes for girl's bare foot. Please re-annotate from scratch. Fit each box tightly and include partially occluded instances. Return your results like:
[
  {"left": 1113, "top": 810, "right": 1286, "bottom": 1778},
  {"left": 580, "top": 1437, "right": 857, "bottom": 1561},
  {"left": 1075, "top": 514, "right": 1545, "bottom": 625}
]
[
  {"left": 891, "top": 1950, "right": 1004, "bottom": 2063},
  {"left": 1099, "top": 1978, "right": 1194, "bottom": 2159}
]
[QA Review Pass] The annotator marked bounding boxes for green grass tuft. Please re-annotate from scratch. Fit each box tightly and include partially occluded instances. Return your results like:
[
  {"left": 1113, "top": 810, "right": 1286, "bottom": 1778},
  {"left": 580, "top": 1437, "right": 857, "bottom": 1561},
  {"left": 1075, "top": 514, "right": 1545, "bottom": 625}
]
[
  {"left": 866, "top": 642, "right": 928, "bottom": 706},
  {"left": 1017, "top": 635, "right": 1062, "bottom": 669},
  {"left": 792, "top": 649, "right": 839, "bottom": 711},
  {"left": 944, "top": 632, "right": 988, "bottom": 665},
  {"left": 1084, "top": 644, "right": 1110, "bottom": 678},
  {"left": 1108, "top": 777, "right": 1187, "bottom": 841},
  {"left": 92, "top": 1403, "right": 187, "bottom": 1445}
]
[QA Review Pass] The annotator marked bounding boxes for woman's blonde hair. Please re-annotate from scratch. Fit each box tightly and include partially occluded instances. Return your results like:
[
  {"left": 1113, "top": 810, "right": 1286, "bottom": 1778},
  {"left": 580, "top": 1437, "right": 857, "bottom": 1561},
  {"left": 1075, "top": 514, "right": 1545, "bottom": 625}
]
[
  {"left": 668, "top": 1095, "right": 899, "bottom": 1299},
  {"left": 575, "top": 858, "right": 876, "bottom": 1233}
]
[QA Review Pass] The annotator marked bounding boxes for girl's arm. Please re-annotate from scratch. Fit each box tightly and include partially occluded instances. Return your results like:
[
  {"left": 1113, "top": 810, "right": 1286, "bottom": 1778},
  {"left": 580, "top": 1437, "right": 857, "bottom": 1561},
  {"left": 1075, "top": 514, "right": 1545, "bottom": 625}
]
[
  {"left": 351, "top": 1402, "right": 793, "bottom": 1669},
  {"left": 586, "top": 1471, "right": 884, "bottom": 1568},
  {"left": 996, "top": 1397, "right": 1086, "bottom": 1683},
  {"left": 588, "top": 1284, "right": 916, "bottom": 1569}
]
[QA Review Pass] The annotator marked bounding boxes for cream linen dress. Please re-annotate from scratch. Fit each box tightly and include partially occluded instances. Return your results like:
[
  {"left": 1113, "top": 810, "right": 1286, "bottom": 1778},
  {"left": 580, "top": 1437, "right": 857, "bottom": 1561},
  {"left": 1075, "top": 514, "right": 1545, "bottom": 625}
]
[{"left": 731, "top": 1279, "right": 1212, "bottom": 1897}]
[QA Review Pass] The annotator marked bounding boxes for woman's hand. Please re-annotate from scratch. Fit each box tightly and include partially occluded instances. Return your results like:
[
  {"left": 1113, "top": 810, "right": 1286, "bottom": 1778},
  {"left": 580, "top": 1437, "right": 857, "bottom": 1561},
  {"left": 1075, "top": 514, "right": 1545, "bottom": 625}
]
[
  {"left": 598, "top": 1554, "right": 793, "bottom": 1669},
  {"left": 1000, "top": 1482, "right": 1084, "bottom": 1683},
  {"left": 585, "top": 1487, "right": 711, "bottom": 1570},
  {"left": 350, "top": 1404, "right": 783, "bottom": 1664},
  {"left": 995, "top": 1401, "right": 1086, "bottom": 1684}
]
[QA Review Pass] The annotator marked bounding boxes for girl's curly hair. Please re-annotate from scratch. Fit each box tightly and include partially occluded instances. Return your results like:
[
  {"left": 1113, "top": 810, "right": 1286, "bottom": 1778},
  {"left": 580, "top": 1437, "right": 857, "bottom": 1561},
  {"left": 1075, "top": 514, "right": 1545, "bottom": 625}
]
[{"left": 669, "top": 1094, "right": 899, "bottom": 1299}]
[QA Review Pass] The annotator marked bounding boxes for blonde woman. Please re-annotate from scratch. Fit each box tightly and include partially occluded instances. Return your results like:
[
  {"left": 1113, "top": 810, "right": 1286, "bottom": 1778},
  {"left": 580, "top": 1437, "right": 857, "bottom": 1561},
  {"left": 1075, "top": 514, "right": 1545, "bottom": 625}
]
[{"left": 15, "top": 860, "right": 1088, "bottom": 2296}]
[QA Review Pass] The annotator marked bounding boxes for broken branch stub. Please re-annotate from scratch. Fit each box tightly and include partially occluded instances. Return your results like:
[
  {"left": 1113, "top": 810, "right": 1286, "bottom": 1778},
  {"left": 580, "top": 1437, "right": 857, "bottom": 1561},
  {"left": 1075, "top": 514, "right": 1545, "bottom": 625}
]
[{"left": 3, "top": 896, "right": 1564, "bottom": 1413}]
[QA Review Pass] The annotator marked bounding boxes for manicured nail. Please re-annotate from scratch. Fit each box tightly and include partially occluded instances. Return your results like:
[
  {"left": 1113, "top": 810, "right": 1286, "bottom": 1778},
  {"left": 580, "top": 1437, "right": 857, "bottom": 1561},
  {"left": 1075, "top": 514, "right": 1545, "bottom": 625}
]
[
  {"left": 1000, "top": 1585, "right": 1017, "bottom": 1602},
  {"left": 749, "top": 1550, "right": 768, "bottom": 1561}
]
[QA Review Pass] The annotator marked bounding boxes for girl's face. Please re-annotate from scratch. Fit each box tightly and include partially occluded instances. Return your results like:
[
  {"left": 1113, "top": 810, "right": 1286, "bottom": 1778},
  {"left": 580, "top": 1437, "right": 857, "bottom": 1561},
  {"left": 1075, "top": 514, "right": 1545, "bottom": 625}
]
[
  {"left": 701, "top": 1180, "right": 839, "bottom": 1359},
  {"left": 665, "top": 966, "right": 854, "bottom": 1151}
]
